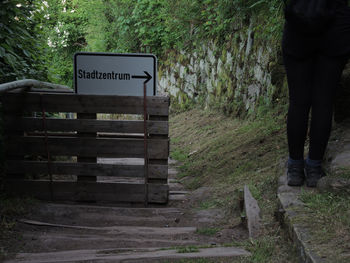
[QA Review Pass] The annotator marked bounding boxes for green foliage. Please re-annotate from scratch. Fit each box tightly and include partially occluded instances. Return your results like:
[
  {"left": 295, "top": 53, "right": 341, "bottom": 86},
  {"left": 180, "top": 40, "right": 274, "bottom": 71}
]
[
  {"left": 0, "top": 0, "right": 47, "bottom": 83},
  {"left": 70, "top": 0, "right": 284, "bottom": 59},
  {"left": 0, "top": 0, "right": 285, "bottom": 92},
  {"left": 42, "top": 0, "right": 89, "bottom": 87}
]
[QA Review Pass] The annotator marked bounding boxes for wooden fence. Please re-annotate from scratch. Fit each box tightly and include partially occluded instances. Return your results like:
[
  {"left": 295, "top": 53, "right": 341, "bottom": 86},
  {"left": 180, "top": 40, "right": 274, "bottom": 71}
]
[{"left": 1, "top": 89, "right": 169, "bottom": 204}]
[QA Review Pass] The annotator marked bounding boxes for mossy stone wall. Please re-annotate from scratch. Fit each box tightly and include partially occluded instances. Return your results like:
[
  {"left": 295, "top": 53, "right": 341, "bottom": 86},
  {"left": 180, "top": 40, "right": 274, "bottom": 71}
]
[
  {"left": 158, "top": 20, "right": 287, "bottom": 117},
  {"left": 158, "top": 19, "right": 350, "bottom": 121}
]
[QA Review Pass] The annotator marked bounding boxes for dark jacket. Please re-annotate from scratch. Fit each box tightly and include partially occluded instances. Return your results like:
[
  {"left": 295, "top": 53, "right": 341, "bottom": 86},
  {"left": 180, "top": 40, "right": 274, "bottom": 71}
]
[{"left": 282, "top": 0, "right": 350, "bottom": 58}]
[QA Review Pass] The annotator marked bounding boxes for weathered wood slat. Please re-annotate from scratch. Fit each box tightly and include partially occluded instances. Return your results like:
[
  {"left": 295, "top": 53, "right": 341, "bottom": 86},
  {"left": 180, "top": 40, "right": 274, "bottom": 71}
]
[
  {"left": 3, "top": 180, "right": 168, "bottom": 203},
  {"left": 4, "top": 117, "right": 169, "bottom": 135},
  {"left": 1, "top": 93, "right": 169, "bottom": 116},
  {"left": 5, "top": 161, "right": 168, "bottom": 179},
  {"left": 5, "top": 129, "right": 25, "bottom": 179},
  {"left": 147, "top": 115, "right": 169, "bottom": 184},
  {"left": 6, "top": 136, "right": 169, "bottom": 159},
  {"left": 76, "top": 112, "right": 97, "bottom": 182},
  {"left": 13, "top": 132, "right": 145, "bottom": 139}
]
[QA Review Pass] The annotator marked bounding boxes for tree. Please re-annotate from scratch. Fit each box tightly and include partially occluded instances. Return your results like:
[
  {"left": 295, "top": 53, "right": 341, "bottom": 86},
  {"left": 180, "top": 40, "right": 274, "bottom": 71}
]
[
  {"left": 0, "top": 0, "right": 47, "bottom": 83},
  {"left": 42, "top": 0, "right": 88, "bottom": 87}
]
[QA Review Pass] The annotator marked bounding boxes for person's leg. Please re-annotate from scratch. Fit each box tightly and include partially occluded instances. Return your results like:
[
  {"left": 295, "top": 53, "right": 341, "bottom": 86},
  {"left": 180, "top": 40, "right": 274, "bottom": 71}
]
[
  {"left": 283, "top": 53, "right": 314, "bottom": 185},
  {"left": 284, "top": 54, "right": 314, "bottom": 160},
  {"left": 306, "top": 54, "right": 348, "bottom": 186},
  {"left": 309, "top": 55, "right": 348, "bottom": 160}
]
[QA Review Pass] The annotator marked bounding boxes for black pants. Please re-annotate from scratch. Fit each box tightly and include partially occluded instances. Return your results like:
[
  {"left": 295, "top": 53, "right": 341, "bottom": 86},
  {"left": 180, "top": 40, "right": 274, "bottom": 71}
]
[{"left": 283, "top": 53, "right": 348, "bottom": 161}]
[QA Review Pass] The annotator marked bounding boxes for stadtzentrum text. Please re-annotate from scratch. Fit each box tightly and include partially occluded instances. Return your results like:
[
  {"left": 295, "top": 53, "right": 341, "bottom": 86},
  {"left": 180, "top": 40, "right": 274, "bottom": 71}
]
[{"left": 78, "top": 69, "right": 130, "bottom": 80}]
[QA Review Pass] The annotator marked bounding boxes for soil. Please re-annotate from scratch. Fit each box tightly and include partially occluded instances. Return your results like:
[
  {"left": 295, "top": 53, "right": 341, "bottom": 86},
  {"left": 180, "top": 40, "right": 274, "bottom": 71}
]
[{"left": 3, "top": 159, "right": 249, "bottom": 263}]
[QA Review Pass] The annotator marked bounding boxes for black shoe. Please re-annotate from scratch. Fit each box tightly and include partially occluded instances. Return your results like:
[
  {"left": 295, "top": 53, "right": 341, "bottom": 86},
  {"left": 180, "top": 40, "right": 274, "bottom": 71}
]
[
  {"left": 287, "top": 164, "right": 305, "bottom": 186},
  {"left": 305, "top": 165, "right": 325, "bottom": 188}
]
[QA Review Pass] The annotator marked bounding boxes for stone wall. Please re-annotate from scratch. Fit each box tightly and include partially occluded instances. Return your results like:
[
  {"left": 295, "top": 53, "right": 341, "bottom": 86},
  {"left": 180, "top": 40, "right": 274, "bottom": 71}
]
[
  {"left": 157, "top": 20, "right": 350, "bottom": 120},
  {"left": 158, "top": 21, "right": 287, "bottom": 116}
]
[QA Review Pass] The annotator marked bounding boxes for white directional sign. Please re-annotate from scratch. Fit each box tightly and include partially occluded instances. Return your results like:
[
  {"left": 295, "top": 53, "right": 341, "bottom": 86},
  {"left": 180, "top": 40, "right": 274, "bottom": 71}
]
[{"left": 74, "top": 52, "right": 157, "bottom": 96}]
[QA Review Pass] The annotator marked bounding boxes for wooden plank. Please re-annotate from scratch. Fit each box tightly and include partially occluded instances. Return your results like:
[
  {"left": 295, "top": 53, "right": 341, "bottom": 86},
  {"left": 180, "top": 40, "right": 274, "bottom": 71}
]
[
  {"left": 10, "top": 131, "right": 145, "bottom": 139},
  {"left": 3, "top": 180, "right": 168, "bottom": 203},
  {"left": 5, "top": 161, "right": 168, "bottom": 179},
  {"left": 6, "top": 136, "right": 169, "bottom": 159},
  {"left": 5, "top": 129, "right": 25, "bottom": 179},
  {"left": 148, "top": 115, "right": 169, "bottom": 121},
  {"left": 1, "top": 93, "right": 169, "bottom": 116},
  {"left": 4, "top": 117, "right": 169, "bottom": 135},
  {"left": 148, "top": 115, "right": 169, "bottom": 184},
  {"left": 25, "top": 132, "right": 77, "bottom": 137},
  {"left": 77, "top": 109, "right": 102, "bottom": 182},
  {"left": 77, "top": 113, "right": 97, "bottom": 182}
]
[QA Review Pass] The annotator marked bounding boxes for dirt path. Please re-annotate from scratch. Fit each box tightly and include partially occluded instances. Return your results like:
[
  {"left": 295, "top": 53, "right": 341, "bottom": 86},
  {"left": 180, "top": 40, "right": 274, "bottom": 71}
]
[{"left": 5, "top": 159, "right": 249, "bottom": 262}]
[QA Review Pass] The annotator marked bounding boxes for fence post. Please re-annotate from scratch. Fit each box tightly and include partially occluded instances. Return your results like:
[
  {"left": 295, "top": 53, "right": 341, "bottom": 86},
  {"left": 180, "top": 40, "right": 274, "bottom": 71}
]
[
  {"left": 77, "top": 113, "right": 97, "bottom": 182},
  {"left": 77, "top": 112, "right": 97, "bottom": 201},
  {"left": 3, "top": 93, "right": 25, "bottom": 180},
  {"left": 148, "top": 114, "right": 169, "bottom": 185}
]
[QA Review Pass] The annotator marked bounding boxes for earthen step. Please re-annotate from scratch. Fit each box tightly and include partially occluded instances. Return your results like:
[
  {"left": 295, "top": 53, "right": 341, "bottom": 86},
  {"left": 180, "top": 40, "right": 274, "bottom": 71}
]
[{"left": 7, "top": 247, "right": 250, "bottom": 263}]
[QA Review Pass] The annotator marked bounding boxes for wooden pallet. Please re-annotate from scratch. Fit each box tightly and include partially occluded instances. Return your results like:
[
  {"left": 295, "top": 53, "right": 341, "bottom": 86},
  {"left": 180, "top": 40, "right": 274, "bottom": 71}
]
[{"left": 1, "top": 91, "right": 170, "bottom": 204}]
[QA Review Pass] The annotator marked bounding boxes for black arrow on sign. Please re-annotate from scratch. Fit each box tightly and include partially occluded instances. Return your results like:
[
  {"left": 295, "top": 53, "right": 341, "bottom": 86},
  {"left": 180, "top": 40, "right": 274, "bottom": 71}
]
[{"left": 132, "top": 71, "right": 152, "bottom": 84}]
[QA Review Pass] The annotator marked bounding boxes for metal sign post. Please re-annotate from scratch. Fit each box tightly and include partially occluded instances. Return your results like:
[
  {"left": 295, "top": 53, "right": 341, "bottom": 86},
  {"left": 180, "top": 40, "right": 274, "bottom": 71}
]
[{"left": 143, "top": 82, "right": 148, "bottom": 207}]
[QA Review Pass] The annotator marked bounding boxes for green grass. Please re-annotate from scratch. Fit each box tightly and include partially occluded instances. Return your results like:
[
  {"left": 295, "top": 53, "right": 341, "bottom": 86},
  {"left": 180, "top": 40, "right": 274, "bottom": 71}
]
[
  {"left": 164, "top": 258, "right": 240, "bottom": 263},
  {"left": 298, "top": 189, "right": 350, "bottom": 262},
  {"left": 176, "top": 245, "right": 200, "bottom": 253},
  {"left": 170, "top": 107, "right": 299, "bottom": 262},
  {"left": 331, "top": 167, "right": 350, "bottom": 179},
  {"left": 197, "top": 200, "right": 220, "bottom": 210},
  {"left": 170, "top": 148, "right": 189, "bottom": 163},
  {"left": 196, "top": 227, "right": 221, "bottom": 236},
  {"left": 170, "top": 107, "right": 287, "bottom": 211}
]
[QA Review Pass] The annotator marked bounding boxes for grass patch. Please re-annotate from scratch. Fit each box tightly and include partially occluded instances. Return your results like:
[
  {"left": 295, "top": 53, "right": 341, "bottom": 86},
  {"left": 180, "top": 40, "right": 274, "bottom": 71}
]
[
  {"left": 332, "top": 167, "right": 350, "bottom": 179},
  {"left": 244, "top": 238, "right": 274, "bottom": 263},
  {"left": 176, "top": 245, "right": 200, "bottom": 253},
  {"left": 197, "top": 200, "right": 219, "bottom": 210},
  {"left": 170, "top": 107, "right": 287, "bottom": 211},
  {"left": 170, "top": 107, "right": 300, "bottom": 262},
  {"left": 170, "top": 148, "right": 189, "bottom": 163},
  {"left": 298, "top": 189, "right": 350, "bottom": 262},
  {"left": 164, "top": 258, "right": 240, "bottom": 263},
  {"left": 196, "top": 227, "right": 221, "bottom": 236}
]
